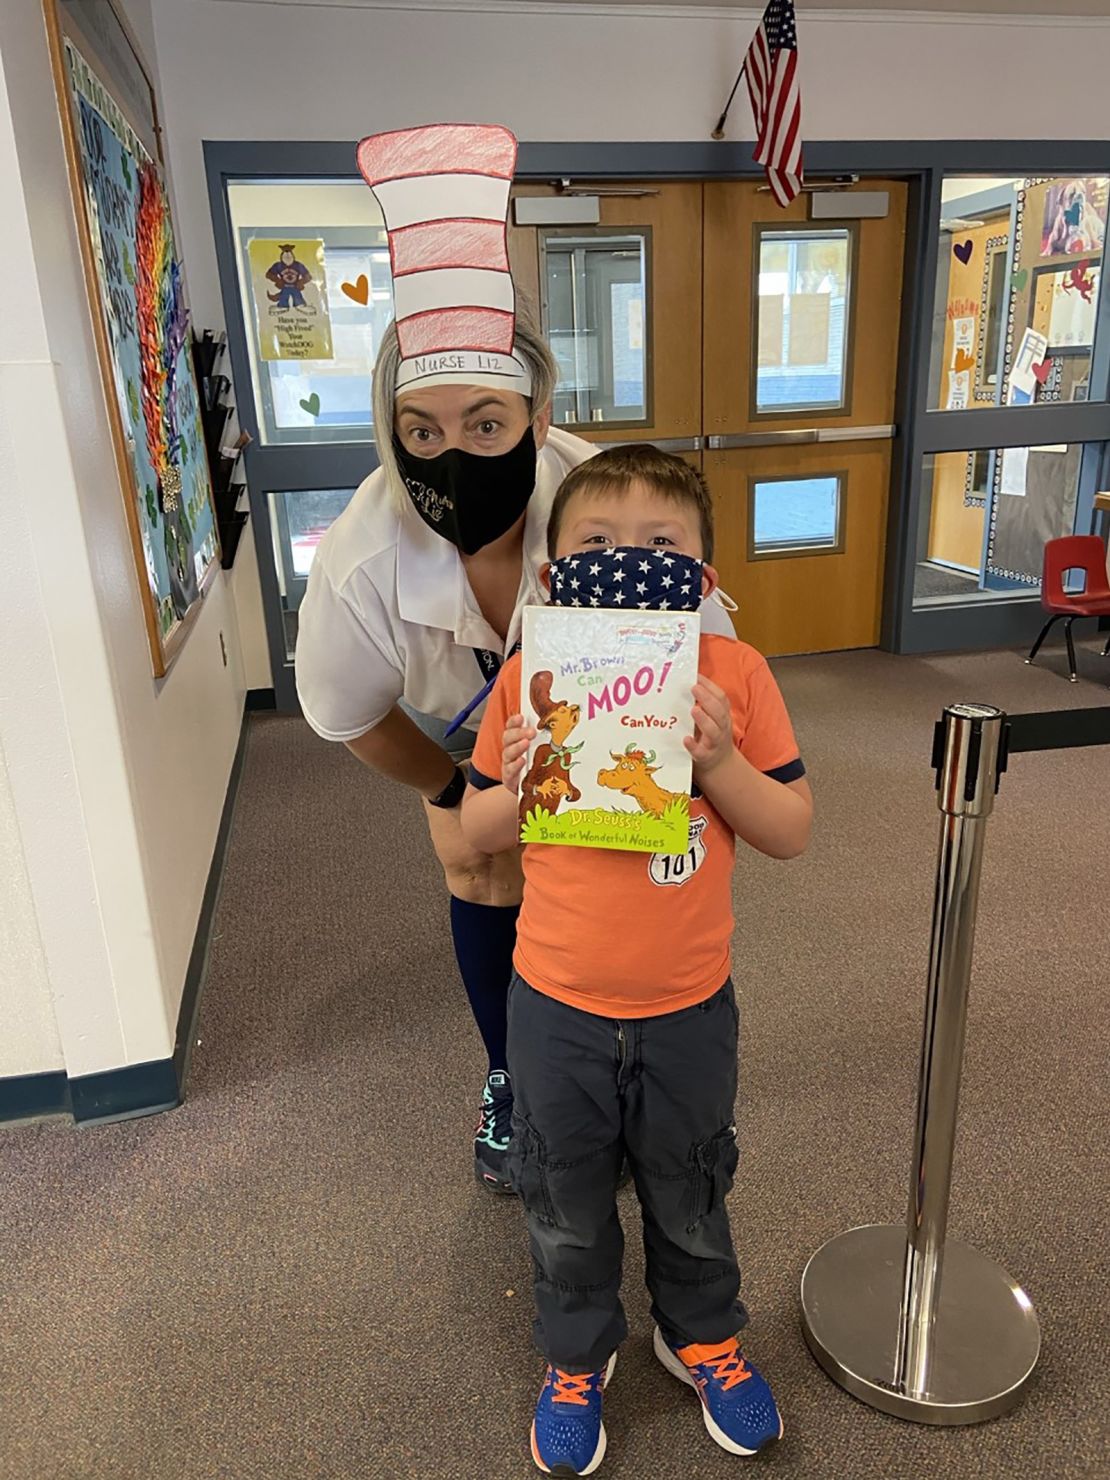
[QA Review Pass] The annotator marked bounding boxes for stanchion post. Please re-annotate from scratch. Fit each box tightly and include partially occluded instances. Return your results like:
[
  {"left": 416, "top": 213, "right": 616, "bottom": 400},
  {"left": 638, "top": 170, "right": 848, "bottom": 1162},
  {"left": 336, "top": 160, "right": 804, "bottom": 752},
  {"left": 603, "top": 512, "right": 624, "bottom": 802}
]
[
  {"left": 799, "top": 704, "right": 1040, "bottom": 1426},
  {"left": 894, "top": 704, "right": 1005, "bottom": 1397}
]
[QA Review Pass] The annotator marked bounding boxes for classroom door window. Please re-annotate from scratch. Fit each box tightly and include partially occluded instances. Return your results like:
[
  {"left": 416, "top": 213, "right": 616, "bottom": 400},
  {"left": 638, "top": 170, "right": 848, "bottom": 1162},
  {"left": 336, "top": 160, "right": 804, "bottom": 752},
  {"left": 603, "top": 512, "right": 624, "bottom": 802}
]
[
  {"left": 750, "top": 475, "right": 843, "bottom": 558},
  {"left": 269, "top": 488, "right": 357, "bottom": 656},
  {"left": 754, "top": 229, "right": 852, "bottom": 414},
  {"left": 541, "top": 231, "right": 649, "bottom": 426},
  {"left": 228, "top": 180, "right": 396, "bottom": 445}
]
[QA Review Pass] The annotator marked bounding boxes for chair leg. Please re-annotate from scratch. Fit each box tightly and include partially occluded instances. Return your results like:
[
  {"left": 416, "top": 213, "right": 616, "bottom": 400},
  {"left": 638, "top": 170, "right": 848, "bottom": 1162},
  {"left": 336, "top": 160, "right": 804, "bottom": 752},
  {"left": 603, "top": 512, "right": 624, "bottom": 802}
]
[
  {"left": 1103, "top": 631, "right": 1110, "bottom": 659},
  {"left": 1064, "top": 617, "right": 1078, "bottom": 682},
  {"left": 1025, "top": 615, "right": 1059, "bottom": 666}
]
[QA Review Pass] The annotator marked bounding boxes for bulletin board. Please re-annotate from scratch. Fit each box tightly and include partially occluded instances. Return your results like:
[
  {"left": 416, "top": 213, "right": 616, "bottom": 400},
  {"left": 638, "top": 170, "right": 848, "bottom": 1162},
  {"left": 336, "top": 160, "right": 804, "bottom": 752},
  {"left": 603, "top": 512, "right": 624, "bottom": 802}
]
[
  {"left": 986, "top": 177, "right": 1107, "bottom": 587},
  {"left": 44, "top": 0, "right": 219, "bottom": 678}
]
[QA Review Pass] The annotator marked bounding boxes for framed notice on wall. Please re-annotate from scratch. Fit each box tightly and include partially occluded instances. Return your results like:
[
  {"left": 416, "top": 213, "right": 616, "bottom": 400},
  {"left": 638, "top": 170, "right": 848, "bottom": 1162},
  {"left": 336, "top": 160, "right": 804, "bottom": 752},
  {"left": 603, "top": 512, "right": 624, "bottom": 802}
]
[{"left": 44, "top": 0, "right": 220, "bottom": 678}]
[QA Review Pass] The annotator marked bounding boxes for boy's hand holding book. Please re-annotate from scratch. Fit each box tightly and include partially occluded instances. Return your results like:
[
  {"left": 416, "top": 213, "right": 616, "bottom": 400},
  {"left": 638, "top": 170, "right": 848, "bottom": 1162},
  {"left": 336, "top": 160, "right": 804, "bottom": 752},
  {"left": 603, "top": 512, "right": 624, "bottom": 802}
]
[
  {"left": 686, "top": 675, "right": 738, "bottom": 779},
  {"left": 502, "top": 714, "right": 537, "bottom": 789}
]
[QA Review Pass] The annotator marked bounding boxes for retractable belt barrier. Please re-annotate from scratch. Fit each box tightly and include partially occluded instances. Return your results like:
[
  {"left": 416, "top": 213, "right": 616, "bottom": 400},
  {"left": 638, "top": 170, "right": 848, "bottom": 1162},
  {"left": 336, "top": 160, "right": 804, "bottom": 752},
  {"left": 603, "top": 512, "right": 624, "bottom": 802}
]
[{"left": 800, "top": 699, "right": 1110, "bottom": 1425}]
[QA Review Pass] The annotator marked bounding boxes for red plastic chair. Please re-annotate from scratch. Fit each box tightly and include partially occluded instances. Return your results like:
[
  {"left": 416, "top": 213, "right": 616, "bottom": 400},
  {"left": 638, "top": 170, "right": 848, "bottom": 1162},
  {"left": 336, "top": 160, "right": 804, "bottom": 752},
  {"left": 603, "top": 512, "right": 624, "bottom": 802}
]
[{"left": 1025, "top": 535, "right": 1110, "bottom": 682}]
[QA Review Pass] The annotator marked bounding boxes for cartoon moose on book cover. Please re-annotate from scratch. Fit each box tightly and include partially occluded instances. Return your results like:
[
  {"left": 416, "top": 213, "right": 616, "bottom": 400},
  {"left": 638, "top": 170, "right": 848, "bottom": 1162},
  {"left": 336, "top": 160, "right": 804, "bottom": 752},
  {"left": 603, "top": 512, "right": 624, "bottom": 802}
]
[
  {"left": 517, "top": 671, "right": 583, "bottom": 829},
  {"left": 597, "top": 743, "right": 681, "bottom": 818}
]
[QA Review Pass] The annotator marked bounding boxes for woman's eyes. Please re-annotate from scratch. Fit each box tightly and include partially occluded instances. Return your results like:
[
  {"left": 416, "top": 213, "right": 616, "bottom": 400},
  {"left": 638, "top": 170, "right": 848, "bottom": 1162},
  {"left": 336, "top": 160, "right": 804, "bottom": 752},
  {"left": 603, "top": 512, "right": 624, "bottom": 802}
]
[
  {"left": 410, "top": 426, "right": 437, "bottom": 444},
  {"left": 649, "top": 535, "right": 677, "bottom": 546},
  {"left": 474, "top": 420, "right": 501, "bottom": 436}
]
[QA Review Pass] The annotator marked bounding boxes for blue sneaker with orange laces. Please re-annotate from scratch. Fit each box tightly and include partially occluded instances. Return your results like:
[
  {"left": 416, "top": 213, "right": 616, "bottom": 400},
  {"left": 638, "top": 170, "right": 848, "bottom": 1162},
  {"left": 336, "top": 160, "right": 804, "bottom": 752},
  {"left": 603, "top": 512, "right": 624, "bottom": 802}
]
[
  {"left": 653, "top": 1327, "right": 782, "bottom": 1455},
  {"left": 530, "top": 1353, "right": 617, "bottom": 1475}
]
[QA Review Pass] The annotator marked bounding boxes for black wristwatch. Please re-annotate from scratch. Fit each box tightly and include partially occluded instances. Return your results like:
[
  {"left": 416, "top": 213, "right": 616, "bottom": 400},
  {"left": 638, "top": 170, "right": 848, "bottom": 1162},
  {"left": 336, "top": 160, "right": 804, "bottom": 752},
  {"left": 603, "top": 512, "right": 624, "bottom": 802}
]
[{"left": 428, "top": 764, "right": 467, "bottom": 810}]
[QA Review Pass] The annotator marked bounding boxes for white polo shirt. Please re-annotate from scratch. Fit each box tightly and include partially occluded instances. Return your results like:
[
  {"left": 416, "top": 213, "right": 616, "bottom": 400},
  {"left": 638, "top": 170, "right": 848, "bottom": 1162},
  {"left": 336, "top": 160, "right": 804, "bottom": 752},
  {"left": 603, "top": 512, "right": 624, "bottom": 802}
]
[{"left": 295, "top": 426, "right": 735, "bottom": 743}]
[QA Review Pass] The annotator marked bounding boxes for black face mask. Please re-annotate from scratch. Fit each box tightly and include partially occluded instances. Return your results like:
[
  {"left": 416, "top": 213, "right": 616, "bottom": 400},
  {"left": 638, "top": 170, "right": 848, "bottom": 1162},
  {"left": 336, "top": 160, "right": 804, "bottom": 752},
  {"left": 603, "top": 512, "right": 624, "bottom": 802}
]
[{"left": 392, "top": 427, "right": 538, "bottom": 555}]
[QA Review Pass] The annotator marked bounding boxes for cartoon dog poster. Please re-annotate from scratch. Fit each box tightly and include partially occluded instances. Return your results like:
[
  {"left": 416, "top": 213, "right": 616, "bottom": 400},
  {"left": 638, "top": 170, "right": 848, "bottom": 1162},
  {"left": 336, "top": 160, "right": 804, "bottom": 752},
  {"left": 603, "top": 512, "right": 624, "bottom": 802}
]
[
  {"left": 519, "top": 607, "right": 699, "bottom": 853},
  {"left": 247, "top": 237, "right": 334, "bottom": 362}
]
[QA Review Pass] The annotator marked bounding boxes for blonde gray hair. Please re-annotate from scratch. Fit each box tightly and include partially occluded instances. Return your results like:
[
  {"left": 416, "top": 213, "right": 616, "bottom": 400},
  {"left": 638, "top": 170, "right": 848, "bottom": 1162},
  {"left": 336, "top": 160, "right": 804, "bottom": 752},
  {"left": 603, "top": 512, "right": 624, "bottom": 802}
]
[{"left": 370, "top": 304, "right": 558, "bottom": 501}]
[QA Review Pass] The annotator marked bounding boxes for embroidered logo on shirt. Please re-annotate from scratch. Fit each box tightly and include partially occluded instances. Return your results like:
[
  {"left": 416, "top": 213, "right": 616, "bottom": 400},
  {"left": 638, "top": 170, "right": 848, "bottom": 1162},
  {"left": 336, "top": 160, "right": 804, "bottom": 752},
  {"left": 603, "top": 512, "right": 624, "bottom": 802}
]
[{"left": 648, "top": 815, "right": 707, "bottom": 887}]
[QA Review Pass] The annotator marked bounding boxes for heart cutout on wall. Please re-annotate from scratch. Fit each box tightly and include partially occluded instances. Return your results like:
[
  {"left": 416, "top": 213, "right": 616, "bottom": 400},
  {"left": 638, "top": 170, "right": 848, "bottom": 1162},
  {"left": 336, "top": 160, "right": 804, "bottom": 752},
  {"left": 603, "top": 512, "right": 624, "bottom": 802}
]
[
  {"left": 953, "top": 240, "right": 974, "bottom": 265},
  {"left": 342, "top": 275, "right": 370, "bottom": 305},
  {"left": 954, "top": 348, "right": 975, "bottom": 374},
  {"left": 1010, "top": 267, "right": 1029, "bottom": 291},
  {"left": 299, "top": 393, "right": 321, "bottom": 416},
  {"left": 1031, "top": 358, "right": 1052, "bottom": 385}
]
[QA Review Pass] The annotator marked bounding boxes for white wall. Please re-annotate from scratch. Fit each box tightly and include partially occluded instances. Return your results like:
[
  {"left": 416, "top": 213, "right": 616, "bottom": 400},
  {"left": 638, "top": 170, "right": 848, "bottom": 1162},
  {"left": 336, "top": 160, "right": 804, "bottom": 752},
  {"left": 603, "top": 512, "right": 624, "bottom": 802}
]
[
  {"left": 0, "top": 0, "right": 247, "bottom": 1083},
  {"left": 0, "top": 741, "right": 62, "bottom": 1079},
  {"left": 150, "top": 0, "right": 1110, "bottom": 680}
]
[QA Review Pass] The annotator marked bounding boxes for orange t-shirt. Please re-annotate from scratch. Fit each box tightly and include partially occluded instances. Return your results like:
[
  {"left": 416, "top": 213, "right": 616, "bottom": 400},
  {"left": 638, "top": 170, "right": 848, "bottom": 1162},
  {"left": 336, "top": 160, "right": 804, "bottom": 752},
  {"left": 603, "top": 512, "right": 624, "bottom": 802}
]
[{"left": 470, "top": 633, "right": 804, "bottom": 1020}]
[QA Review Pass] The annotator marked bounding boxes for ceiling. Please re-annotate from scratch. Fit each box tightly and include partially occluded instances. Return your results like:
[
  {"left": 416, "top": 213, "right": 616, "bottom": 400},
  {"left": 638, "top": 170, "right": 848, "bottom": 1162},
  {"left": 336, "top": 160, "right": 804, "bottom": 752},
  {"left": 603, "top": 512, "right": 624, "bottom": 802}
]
[{"left": 526, "top": 1, "right": 1110, "bottom": 15}]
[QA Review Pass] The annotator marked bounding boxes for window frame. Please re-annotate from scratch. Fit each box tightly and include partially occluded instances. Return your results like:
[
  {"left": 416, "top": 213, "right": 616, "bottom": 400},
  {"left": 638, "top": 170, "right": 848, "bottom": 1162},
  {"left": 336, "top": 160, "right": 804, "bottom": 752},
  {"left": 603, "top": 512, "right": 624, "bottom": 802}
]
[
  {"left": 537, "top": 223, "right": 655, "bottom": 431},
  {"left": 749, "top": 221, "right": 858, "bottom": 420},
  {"left": 747, "top": 471, "right": 847, "bottom": 561}
]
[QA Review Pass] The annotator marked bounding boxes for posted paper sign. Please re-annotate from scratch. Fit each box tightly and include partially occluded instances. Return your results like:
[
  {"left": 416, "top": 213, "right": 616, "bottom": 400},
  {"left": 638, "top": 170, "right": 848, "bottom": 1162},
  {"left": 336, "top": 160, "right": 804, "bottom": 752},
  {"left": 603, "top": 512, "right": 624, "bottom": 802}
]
[
  {"left": 247, "top": 237, "right": 333, "bottom": 361},
  {"left": 519, "top": 607, "right": 699, "bottom": 854}
]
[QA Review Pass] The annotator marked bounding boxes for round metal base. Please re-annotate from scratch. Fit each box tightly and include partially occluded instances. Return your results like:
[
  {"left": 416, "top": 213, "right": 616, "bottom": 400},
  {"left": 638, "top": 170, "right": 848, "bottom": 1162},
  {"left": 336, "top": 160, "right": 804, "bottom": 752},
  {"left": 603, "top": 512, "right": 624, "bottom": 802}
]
[{"left": 800, "top": 1224, "right": 1040, "bottom": 1426}]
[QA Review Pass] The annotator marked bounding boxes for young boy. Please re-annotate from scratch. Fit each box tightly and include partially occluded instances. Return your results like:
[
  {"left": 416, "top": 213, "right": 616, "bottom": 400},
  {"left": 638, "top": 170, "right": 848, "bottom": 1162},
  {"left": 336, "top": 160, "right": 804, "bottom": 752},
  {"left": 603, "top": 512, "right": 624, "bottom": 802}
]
[{"left": 461, "top": 445, "right": 812, "bottom": 1476}]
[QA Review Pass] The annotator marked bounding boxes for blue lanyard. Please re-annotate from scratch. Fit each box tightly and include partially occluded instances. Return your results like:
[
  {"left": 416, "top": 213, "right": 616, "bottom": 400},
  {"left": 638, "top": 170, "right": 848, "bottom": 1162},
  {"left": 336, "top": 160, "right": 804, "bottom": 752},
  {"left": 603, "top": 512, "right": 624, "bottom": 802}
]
[{"left": 444, "top": 642, "right": 521, "bottom": 738}]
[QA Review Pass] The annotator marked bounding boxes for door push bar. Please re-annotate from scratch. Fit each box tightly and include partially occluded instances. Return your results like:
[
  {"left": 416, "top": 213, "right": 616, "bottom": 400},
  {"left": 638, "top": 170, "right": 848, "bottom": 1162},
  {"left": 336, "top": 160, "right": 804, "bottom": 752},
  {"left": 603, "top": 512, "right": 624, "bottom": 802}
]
[
  {"left": 706, "top": 424, "right": 896, "bottom": 450},
  {"left": 592, "top": 436, "right": 704, "bottom": 453}
]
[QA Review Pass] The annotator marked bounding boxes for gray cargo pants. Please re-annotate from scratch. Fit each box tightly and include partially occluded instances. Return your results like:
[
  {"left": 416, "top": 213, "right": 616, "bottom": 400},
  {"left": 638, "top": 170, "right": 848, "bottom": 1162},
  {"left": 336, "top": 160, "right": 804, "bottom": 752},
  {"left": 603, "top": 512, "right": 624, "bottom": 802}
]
[{"left": 505, "top": 973, "right": 748, "bottom": 1373}]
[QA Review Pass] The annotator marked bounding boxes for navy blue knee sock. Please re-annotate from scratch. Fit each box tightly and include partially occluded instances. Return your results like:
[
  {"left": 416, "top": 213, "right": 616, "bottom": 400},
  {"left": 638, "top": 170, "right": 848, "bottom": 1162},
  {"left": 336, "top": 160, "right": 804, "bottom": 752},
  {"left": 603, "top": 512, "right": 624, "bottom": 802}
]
[{"left": 449, "top": 897, "right": 519, "bottom": 1077}]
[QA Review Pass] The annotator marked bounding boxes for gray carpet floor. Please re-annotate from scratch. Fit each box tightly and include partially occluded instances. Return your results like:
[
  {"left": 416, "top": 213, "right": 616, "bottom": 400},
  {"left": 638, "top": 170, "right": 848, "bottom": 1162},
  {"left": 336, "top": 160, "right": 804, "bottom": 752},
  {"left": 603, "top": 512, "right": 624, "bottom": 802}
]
[
  {"left": 914, "top": 562, "right": 980, "bottom": 600},
  {"left": 2, "top": 641, "right": 1108, "bottom": 1480}
]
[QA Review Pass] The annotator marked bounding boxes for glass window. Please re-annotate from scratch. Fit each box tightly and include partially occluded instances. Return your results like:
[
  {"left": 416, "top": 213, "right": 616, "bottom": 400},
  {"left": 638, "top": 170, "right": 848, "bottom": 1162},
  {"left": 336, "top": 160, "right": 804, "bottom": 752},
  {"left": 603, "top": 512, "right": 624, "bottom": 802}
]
[
  {"left": 754, "top": 228, "right": 852, "bottom": 414},
  {"left": 269, "top": 488, "right": 356, "bottom": 656},
  {"left": 750, "top": 475, "right": 843, "bottom": 558},
  {"left": 541, "top": 231, "right": 649, "bottom": 425},
  {"left": 228, "top": 181, "right": 396, "bottom": 445},
  {"left": 930, "top": 175, "right": 1108, "bottom": 411},
  {"left": 914, "top": 443, "right": 1092, "bottom": 607}
]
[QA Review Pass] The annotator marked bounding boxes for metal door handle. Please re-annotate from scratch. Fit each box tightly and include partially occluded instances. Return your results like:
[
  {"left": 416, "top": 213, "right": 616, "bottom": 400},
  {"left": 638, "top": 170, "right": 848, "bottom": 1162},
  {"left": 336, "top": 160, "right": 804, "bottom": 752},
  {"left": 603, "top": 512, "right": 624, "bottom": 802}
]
[
  {"left": 594, "top": 436, "right": 704, "bottom": 453},
  {"left": 707, "top": 424, "right": 896, "bottom": 450}
]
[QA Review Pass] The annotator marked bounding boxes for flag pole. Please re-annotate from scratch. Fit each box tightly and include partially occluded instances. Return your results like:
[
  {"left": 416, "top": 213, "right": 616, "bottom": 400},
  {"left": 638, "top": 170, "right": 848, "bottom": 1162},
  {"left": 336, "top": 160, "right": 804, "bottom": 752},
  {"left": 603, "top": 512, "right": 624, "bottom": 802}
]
[{"left": 711, "top": 63, "right": 746, "bottom": 140}]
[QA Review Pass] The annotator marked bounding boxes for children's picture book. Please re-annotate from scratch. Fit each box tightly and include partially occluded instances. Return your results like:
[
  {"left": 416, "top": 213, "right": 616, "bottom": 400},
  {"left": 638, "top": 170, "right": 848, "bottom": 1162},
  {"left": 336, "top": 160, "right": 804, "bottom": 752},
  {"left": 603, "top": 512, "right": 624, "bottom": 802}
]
[{"left": 519, "top": 606, "right": 700, "bottom": 853}]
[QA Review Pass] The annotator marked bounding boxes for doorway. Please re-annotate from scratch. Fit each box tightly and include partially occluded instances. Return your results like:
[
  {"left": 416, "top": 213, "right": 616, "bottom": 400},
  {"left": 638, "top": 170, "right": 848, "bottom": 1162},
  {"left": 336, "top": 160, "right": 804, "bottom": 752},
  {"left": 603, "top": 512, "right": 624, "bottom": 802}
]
[{"left": 509, "top": 178, "right": 908, "bottom": 657}]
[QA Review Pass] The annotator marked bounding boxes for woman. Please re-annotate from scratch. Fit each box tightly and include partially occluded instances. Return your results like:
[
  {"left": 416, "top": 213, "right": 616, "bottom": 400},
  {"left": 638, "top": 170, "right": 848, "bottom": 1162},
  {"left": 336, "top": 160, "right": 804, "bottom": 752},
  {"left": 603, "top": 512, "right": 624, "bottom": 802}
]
[
  {"left": 295, "top": 124, "right": 735, "bottom": 1194},
  {"left": 297, "top": 310, "right": 594, "bottom": 1193}
]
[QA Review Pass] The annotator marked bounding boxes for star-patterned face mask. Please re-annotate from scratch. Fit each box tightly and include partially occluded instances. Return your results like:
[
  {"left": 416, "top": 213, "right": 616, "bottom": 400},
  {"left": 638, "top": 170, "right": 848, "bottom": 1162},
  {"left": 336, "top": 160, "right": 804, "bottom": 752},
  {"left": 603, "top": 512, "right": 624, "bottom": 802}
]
[{"left": 547, "top": 547, "right": 704, "bottom": 611}]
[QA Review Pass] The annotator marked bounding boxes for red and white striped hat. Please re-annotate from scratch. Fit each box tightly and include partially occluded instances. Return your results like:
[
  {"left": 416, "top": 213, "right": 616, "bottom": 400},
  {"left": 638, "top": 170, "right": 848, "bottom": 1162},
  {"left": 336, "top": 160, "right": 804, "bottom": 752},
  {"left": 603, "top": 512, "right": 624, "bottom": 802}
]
[{"left": 356, "top": 123, "right": 531, "bottom": 397}]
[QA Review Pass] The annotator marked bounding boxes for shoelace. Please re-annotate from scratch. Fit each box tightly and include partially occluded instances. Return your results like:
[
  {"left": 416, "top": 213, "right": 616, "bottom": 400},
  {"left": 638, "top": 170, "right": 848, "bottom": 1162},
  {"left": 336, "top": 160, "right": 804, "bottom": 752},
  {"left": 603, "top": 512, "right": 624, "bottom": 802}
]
[
  {"left": 704, "top": 1348, "right": 752, "bottom": 1393},
  {"left": 551, "top": 1369, "right": 594, "bottom": 1407}
]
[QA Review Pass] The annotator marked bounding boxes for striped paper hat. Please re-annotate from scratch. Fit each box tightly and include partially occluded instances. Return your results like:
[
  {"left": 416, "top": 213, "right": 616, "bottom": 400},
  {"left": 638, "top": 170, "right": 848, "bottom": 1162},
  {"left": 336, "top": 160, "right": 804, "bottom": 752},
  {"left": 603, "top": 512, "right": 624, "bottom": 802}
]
[{"left": 356, "top": 123, "right": 531, "bottom": 397}]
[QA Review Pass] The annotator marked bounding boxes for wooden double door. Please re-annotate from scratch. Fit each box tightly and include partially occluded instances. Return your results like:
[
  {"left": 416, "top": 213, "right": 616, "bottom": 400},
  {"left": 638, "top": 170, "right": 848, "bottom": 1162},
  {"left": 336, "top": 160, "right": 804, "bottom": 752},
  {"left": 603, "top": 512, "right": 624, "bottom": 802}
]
[{"left": 510, "top": 179, "right": 908, "bottom": 656}]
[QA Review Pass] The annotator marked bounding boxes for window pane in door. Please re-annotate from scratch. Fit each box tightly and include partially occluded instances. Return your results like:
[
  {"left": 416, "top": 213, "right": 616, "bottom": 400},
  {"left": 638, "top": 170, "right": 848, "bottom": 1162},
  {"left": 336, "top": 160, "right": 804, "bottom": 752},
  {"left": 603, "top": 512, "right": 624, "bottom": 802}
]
[
  {"left": 755, "top": 229, "right": 852, "bottom": 413},
  {"left": 541, "top": 231, "right": 649, "bottom": 425},
  {"left": 930, "top": 174, "right": 1109, "bottom": 411},
  {"left": 228, "top": 181, "right": 396, "bottom": 445},
  {"left": 269, "top": 488, "right": 356, "bottom": 657},
  {"left": 751, "top": 475, "right": 842, "bottom": 557}
]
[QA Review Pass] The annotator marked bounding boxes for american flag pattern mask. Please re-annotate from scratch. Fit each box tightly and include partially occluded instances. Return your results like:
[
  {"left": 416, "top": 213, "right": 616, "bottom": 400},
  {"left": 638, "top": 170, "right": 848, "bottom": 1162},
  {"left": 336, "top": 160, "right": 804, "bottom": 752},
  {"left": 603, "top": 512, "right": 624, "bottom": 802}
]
[{"left": 548, "top": 547, "right": 704, "bottom": 611}]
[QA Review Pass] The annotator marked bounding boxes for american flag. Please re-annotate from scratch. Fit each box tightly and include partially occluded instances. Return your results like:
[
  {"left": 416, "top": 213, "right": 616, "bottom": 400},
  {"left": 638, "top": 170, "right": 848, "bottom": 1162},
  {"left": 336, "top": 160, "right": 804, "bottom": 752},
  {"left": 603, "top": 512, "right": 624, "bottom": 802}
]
[{"left": 743, "top": 0, "right": 803, "bottom": 207}]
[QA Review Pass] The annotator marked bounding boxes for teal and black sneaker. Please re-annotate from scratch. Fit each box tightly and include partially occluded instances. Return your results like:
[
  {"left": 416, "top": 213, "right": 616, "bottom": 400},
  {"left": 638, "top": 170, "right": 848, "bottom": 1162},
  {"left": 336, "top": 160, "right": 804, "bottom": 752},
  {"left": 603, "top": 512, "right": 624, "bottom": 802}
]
[{"left": 474, "top": 1070, "right": 514, "bottom": 1194}]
